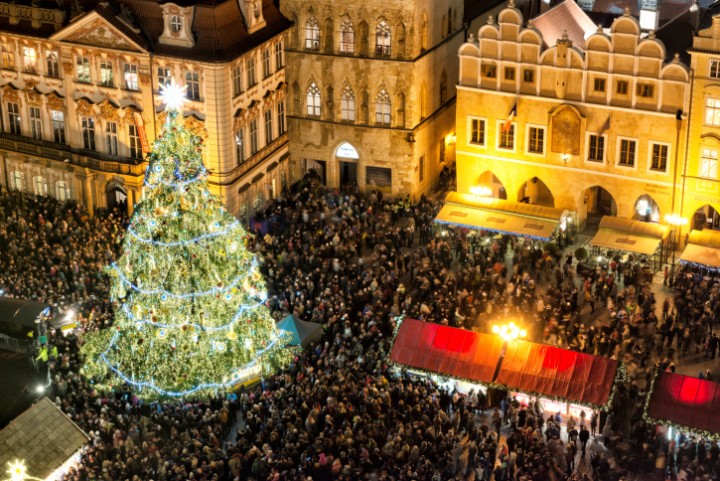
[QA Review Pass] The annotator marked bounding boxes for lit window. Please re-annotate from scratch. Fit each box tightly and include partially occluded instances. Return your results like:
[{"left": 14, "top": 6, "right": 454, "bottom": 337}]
[
  {"left": 375, "top": 20, "right": 391, "bottom": 56},
  {"left": 528, "top": 126, "right": 544, "bottom": 154},
  {"left": 340, "top": 18, "right": 354, "bottom": 53},
  {"left": 55, "top": 181, "right": 70, "bottom": 201},
  {"left": 51, "top": 110, "right": 65, "bottom": 143},
  {"left": 232, "top": 65, "right": 243, "bottom": 96},
  {"left": 306, "top": 82, "right": 321, "bottom": 117},
  {"left": 46, "top": 52, "right": 59, "bottom": 77},
  {"left": 498, "top": 124, "right": 514, "bottom": 150},
  {"left": 170, "top": 15, "right": 182, "bottom": 33},
  {"left": 588, "top": 134, "right": 605, "bottom": 162},
  {"left": 470, "top": 118, "right": 485, "bottom": 145},
  {"left": 701, "top": 148, "right": 718, "bottom": 179},
  {"left": 105, "top": 121, "right": 118, "bottom": 155},
  {"left": 128, "top": 124, "right": 142, "bottom": 159},
  {"left": 33, "top": 176, "right": 47, "bottom": 196},
  {"left": 375, "top": 89, "right": 391, "bottom": 125},
  {"left": 650, "top": 143, "right": 668, "bottom": 172},
  {"left": 10, "top": 171, "right": 25, "bottom": 191},
  {"left": 76, "top": 56, "right": 90, "bottom": 83},
  {"left": 711, "top": 60, "right": 720, "bottom": 79},
  {"left": 706, "top": 97, "right": 720, "bottom": 126},
  {"left": 0, "top": 43, "right": 13, "bottom": 69},
  {"left": 341, "top": 86, "right": 355, "bottom": 121},
  {"left": 124, "top": 63, "right": 139, "bottom": 90},
  {"left": 7, "top": 102, "right": 20, "bottom": 135},
  {"left": 29, "top": 106, "right": 41, "bottom": 140},
  {"left": 305, "top": 17, "right": 320, "bottom": 50},
  {"left": 185, "top": 71, "right": 200, "bottom": 100},
  {"left": 81, "top": 116, "right": 96, "bottom": 150},
  {"left": 618, "top": 138, "right": 637, "bottom": 167},
  {"left": 235, "top": 128, "right": 245, "bottom": 165},
  {"left": 22, "top": 47, "right": 37, "bottom": 74},
  {"left": 100, "top": 61, "right": 114, "bottom": 87},
  {"left": 157, "top": 67, "right": 171, "bottom": 88}
]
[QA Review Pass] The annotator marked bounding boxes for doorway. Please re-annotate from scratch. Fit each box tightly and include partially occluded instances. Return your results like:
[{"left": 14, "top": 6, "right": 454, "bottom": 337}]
[
  {"left": 340, "top": 161, "right": 357, "bottom": 186},
  {"left": 106, "top": 181, "right": 128, "bottom": 215}
]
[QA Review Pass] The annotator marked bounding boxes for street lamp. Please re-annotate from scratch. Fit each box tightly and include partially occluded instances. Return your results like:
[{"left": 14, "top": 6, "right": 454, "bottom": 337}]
[
  {"left": 491, "top": 321, "right": 527, "bottom": 382},
  {"left": 665, "top": 213, "right": 687, "bottom": 286}
]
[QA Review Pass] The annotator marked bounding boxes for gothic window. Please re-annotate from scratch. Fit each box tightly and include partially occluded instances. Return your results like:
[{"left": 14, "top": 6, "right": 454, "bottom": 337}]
[
  {"left": 375, "top": 89, "right": 391, "bottom": 125},
  {"left": 341, "top": 86, "right": 355, "bottom": 121},
  {"left": 305, "top": 17, "right": 320, "bottom": 50},
  {"left": 307, "top": 82, "right": 321, "bottom": 117},
  {"left": 340, "top": 17, "right": 355, "bottom": 54},
  {"left": 375, "top": 20, "right": 391, "bottom": 56}
]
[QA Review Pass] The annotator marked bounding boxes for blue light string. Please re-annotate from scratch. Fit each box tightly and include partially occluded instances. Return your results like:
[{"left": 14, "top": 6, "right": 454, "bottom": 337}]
[
  {"left": 144, "top": 175, "right": 204, "bottom": 190},
  {"left": 111, "top": 261, "right": 253, "bottom": 298},
  {"left": 99, "top": 331, "right": 279, "bottom": 397},
  {"left": 121, "top": 295, "right": 268, "bottom": 331},
  {"left": 126, "top": 221, "right": 240, "bottom": 247}
]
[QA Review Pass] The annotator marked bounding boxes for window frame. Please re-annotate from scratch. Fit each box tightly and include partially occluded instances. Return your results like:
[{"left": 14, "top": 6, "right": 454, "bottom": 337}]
[
  {"left": 305, "top": 17, "right": 320, "bottom": 51},
  {"left": 275, "top": 42, "right": 284, "bottom": 69},
  {"left": 616, "top": 136, "right": 638, "bottom": 169},
  {"left": 81, "top": 116, "right": 96, "bottom": 151},
  {"left": 247, "top": 58, "right": 256, "bottom": 88},
  {"left": 467, "top": 116, "right": 486, "bottom": 147},
  {"left": 170, "top": 15, "right": 183, "bottom": 33},
  {"left": 375, "top": 20, "right": 391, "bottom": 57},
  {"left": 710, "top": 59, "right": 720, "bottom": 79},
  {"left": 648, "top": 141, "right": 670, "bottom": 174},
  {"left": 32, "top": 175, "right": 47, "bottom": 196},
  {"left": 157, "top": 67, "right": 171, "bottom": 89},
  {"left": 504, "top": 67, "right": 515, "bottom": 81},
  {"left": 76, "top": 56, "right": 91, "bottom": 83},
  {"left": 496, "top": 120, "right": 516, "bottom": 152},
  {"left": 700, "top": 147, "right": 718, "bottom": 179},
  {"left": 593, "top": 77, "right": 606, "bottom": 92},
  {"left": 105, "top": 121, "right": 118, "bottom": 156},
  {"left": 249, "top": 117, "right": 258, "bottom": 155},
  {"left": 235, "top": 127, "right": 245, "bottom": 165},
  {"left": 706, "top": 97, "right": 720, "bottom": 126},
  {"left": 51, "top": 110, "right": 65, "bottom": 144},
  {"left": 262, "top": 49, "right": 271, "bottom": 79},
  {"left": 7, "top": 102, "right": 20, "bottom": 135},
  {"left": 46, "top": 51, "right": 59, "bottom": 78},
  {"left": 232, "top": 65, "right": 243, "bottom": 97},
  {"left": 277, "top": 101, "right": 286, "bottom": 135},
  {"left": 375, "top": 90, "right": 391, "bottom": 125},
  {"left": 99, "top": 60, "right": 114, "bottom": 87},
  {"left": 616, "top": 80, "right": 629, "bottom": 95},
  {"left": 185, "top": 71, "right": 200, "bottom": 100},
  {"left": 523, "top": 69, "right": 534, "bottom": 83},
  {"left": 264, "top": 109, "right": 273, "bottom": 144},
  {"left": 339, "top": 18, "right": 355, "bottom": 54},
  {"left": 636, "top": 83, "right": 654, "bottom": 98},
  {"left": 29, "top": 106, "right": 42, "bottom": 140},
  {"left": 124, "top": 63, "right": 139, "bottom": 91},
  {"left": 306, "top": 82, "right": 321, "bottom": 117},
  {"left": 0, "top": 43, "right": 13, "bottom": 70},
  {"left": 482, "top": 63, "right": 496, "bottom": 79},
  {"left": 340, "top": 86, "right": 355, "bottom": 122},
  {"left": 55, "top": 180, "right": 70, "bottom": 201},
  {"left": 526, "top": 124, "right": 546, "bottom": 156},
  {"left": 128, "top": 124, "right": 142, "bottom": 159},
  {"left": 585, "top": 132, "right": 607, "bottom": 164},
  {"left": 22, "top": 46, "right": 37, "bottom": 74}
]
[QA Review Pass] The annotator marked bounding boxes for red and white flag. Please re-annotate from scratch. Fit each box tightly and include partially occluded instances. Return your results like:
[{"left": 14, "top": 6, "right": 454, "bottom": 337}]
[{"left": 502, "top": 102, "right": 517, "bottom": 133}]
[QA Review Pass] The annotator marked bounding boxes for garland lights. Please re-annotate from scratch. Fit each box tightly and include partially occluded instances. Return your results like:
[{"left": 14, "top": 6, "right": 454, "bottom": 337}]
[{"left": 80, "top": 81, "right": 293, "bottom": 400}]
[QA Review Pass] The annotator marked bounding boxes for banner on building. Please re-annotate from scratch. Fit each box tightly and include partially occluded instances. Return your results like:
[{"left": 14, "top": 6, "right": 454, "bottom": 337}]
[{"left": 133, "top": 112, "right": 151, "bottom": 154}]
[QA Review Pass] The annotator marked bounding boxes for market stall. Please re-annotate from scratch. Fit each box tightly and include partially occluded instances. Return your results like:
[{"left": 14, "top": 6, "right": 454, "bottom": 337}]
[
  {"left": 679, "top": 229, "right": 720, "bottom": 270},
  {"left": 589, "top": 216, "right": 669, "bottom": 271}
]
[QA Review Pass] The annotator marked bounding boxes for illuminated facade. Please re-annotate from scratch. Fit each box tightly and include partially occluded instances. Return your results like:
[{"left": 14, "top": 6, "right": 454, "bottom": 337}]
[
  {"left": 279, "top": 0, "right": 462, "bottom": 196},
  {"left": 0, "top": 0, "right": 289, "bottom": 219},
  {"left": 456, "top": 1, "right": 689, "bottom": 228}
]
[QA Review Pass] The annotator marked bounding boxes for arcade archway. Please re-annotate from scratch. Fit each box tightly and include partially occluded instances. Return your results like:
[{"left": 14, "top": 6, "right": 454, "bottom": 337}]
[
  {"left": 517, "top": 177, "right": 554, "bottom": 207},
  {"left": 335, "top": 142, "right": 359, "bottom": 188},
  {"left": 579, "top": 186, "right": 616, "bottom": 229},
  {"left": 475, "top": 170, "right": 506, "bottom": 199},
  {"left": 633, "top": 194, "right": 660, "bottom": 223},
  {"left": 105, "top": 181, "right": 127, "bottom": 215},
  {"left": 692, "top": 204, "right": 720, "bottom": 231}
]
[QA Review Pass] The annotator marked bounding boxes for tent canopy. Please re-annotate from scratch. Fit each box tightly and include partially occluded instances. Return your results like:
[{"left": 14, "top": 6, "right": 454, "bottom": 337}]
[
  {"left": 390, "top": 318, "right": 504, "bottom": 384},
  {"left": 277, "top": 315, "right": 322, "bottom": 348},
  {"left": 496, "top": 340, "right": 618, "bottom": 407},
  {"left": 390, "top": 319, "right": 618, "bottom": 407},
  {"left": 646, "top": 371, "right": 720, "bottom": 436},
  {"left": 589, "top": 216, "right": 668, "bottom": 255},
  {"left": 434, "top": 192, "right": 568, "bottom": 240},
  {"left": 679, "top": 229, "right": 720, "bottom": 268}
]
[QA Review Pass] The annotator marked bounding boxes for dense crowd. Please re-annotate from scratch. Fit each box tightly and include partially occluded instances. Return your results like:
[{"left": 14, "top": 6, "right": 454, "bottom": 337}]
[{"left": 1, "top": 176, "right": 719, "bottom": 481}]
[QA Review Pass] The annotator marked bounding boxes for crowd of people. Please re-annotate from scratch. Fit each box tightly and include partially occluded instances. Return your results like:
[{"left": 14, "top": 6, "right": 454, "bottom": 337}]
[{"left": 1, "top": 175, "right": 719, "bottom": 481}]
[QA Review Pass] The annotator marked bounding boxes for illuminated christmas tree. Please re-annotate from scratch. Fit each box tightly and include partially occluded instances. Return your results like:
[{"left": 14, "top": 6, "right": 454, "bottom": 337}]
[{"left": 81, "top": 83, "right": 292, "bottom": 399}]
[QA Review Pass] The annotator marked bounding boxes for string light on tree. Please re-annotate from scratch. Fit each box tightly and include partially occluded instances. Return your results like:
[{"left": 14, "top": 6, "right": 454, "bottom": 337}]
[{"left": 80, "top": 85, "right": 293, "bottom": 400}]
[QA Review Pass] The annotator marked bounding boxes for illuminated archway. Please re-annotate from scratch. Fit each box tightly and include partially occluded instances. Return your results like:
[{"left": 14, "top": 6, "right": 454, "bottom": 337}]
[
  {"left": 692, "top": 204, "right": 720, "bottom": 231},
  {"left": 475, "top": 170, "right": 506, "bottom": 199},
  {"left": 517, "top": 176, "right": 554, "bottom": 207},
  {"left": 633, "top": 194, "right": 660, "bottom": 223}
]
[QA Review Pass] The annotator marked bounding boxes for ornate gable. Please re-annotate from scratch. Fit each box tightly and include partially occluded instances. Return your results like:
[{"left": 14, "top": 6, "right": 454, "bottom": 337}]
[{"left": 51, "top": 15, "right": 144, "bottom": 53}]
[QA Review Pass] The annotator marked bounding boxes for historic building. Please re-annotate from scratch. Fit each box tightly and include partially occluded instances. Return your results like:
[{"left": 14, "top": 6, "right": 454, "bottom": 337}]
[
  {"left": 279, "top": 0, "right": 463, "bottom": 197},
  {"left": 455, "top": 0, "right": 690, "bottom": 228},
  {"left": 0, "top": 0, "right": 289, "bottom": 219}
]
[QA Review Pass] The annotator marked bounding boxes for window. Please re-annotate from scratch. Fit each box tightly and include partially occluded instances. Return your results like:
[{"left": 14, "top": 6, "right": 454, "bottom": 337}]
[
  {"left": 307, "top": 82, "right": 321, "bottom": 116},
  {"left": 419, "top": 155, "right": 425, "bottom": 182},
  {"left": 594, "top": 78, "right": 606, "bottom": 92},
  {"left": 341, "top": 86, "right": 355, "bottom": 121},
  {"left": 375, "top": 89, "right": 391, "bottom": 125},
  {"left": 33, "top": 176, "right": 47, "bottom": 196},
  {"left": 46, "top": 52, "right": 59, "bottom": 77},
  {"left": 76, "top": 56, "right": 90, "bottom": 83},
  {"left": 527, "top": 126, "right": 545, "bottom": 154},
  {"left": 99, "top": 60, "right": 114, "bottom": 87},
  {"left": 81, "top": 116, "right": 96, "bottom": 150},
  {"left": 636, "top": 83, "right": 654, "bottom": 98},
  {"left": 469, "top": 118, "right": 485, "bottom": 145},
  {"left": 618, "top": 138, "right": 637, "bottom": 167},
  {"left": 706, "top": 97, "right": 720, "bottom": 126},
  {"left": 588, "top": 134, "right": 605, "bottom": 162},
  {"left": 375, "top": 20, "right": 391, "bottom": 56},
  {"left": 504, "top": 67, "right": 515, "bottom": 81},
  {"left": 185, "top": 71, "right": 200, "bottom": 100},
  {"left": 249, "top": 117, "right": 258, "bottom": 155},
  {"left": 262, "top": 49, "right": 271, "bottom": 78},
  {"left": 650, "top": 142, "right": 668, "bottom": 172},
  {"left": 124, "top": 63, "right": 139, "bottom": 90},
  {"left": 128, "top": 124, "right": 142, "bottom": 159},
  {"left": 55, "top": 181, "right": 70, "bottom": 201},
  {"left": 51, "top": 110, "right": 65, "bottom": 143},
  {"left": 105, "top": 121, "right": 118, "bottom": 155},
  {"left": 7, "top": 102, "right": 20, "bottom": 135},
  {"left": 305, "top": 17, "right": 320, "bottom": 50},
  {"left": 482, "top": 64, "right": 496, "bottom": 78},
  {"left": 10, "top": 171, "right": 25, "bottom": 191},
  {"left": 701, "top": 148, "right": 718, "bottom": 179},
  {"left": 29, "top": 106, "right": 41, "bottom": 140},
  {"left": 710, "top": 60, "right": 720, "bottom": 79},
  {"left": 0, "top": 43, "right": 13, "bottom": 69},
  {"left": 232, "top": 65, "right": 243, "bottom": 96},
  {"left": 235, "top": 128, "right": 245, "bottom": 165},
  {"left": 277, "top": 101, "right": 285, "bottom": 134},
  {"left": 170, "top": 15, "right": 182, "bottom": 33},
  {"left": 247, "top": 58, "right": 256, "bottom": 87},
  {"left": 498, "top": 124, "right": 514, "bottom": 150},
  {"left": 264, "top": 109, "right": 273, "bottom": 143},
  {"left": 275, "top": 42, "right": 283, "bottom": 69},
  {"left": 616, "top": 80, "right": 628, "bottom": 95},
  {"left": 22, "top": 47, "right": 37, "bottom": 74},
  {"left": 523, "top": 69, "right": 534, "bottom": 83},
  {"left": 157, "top": 67, "right": 171, "bottom": 88},
  {"left": 340, "top": 18, "right": 354, "bottom": 53}
]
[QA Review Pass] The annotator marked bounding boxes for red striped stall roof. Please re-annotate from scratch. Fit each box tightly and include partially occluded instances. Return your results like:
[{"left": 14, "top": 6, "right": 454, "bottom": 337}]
[
  {"left": 390, "top": 318, "right": 504, "bottom": 384},
  {"left": 647, "top": 371, "right": 720, "bottom": 436}
]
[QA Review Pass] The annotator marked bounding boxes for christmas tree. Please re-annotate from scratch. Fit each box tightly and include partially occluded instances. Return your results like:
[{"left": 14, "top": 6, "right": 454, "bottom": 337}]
[{"left": 81, "top": 83, "right": 293, "bottom": 399}]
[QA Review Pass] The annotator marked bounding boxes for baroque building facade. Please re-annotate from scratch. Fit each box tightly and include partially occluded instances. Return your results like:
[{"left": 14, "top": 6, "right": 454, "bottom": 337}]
[
  {"left": 455, "top": 0, "right": 689, "bottom": 228},
  {"left": 279, "top": 0, "right": 463, "bottom": 197},
  {"left": 0, "top": 0, "right": 289, "bottom": 219}
]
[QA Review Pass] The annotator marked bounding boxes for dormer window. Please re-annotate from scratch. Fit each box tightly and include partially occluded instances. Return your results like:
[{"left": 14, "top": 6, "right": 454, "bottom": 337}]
[{"left": 170, "top": 15, "right": 182, "bottom": 33}]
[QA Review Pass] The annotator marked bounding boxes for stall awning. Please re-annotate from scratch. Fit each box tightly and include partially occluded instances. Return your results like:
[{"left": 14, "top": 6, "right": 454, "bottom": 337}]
[
  {"left": 679, "top": 229, "right": 720, "bottom": 268},
  {"left": 646, "top": 371, "right": 720, "bottom": 437},
  {"left": 434, "top": 192, "right": 567, "bottom": 240},
  {"left": 496, "top": 340, "right": 618, "bottom": 407},
  {"left": 589, "top": 216, "right": 668, "bottom": 255},
  {"left": 390, "top": 318, "right": 504, "bottom": 384}
]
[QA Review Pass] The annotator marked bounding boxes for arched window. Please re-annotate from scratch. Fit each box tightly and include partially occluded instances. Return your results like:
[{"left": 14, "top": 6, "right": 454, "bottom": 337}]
[
  {"left": 306, "top": 82, "right": 321, "bottom": 116},
  {"left": 375, "top": 20, "right": 391, "bottom": 56},
  {"left": 375, "top": 89, "right": 391, "bottom": 125},
  {"left": 341, "top": 86, "right": 355, "bottom": 121},
  {"left": 305, "top": 17, "right": 320, "bottom": 50},
  {"left": 340, "top": 17, "right": 355, "bottom": 53}
]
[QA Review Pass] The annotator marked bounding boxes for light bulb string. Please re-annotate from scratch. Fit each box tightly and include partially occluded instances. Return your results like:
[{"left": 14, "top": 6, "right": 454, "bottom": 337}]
[{"left": 125, "top": 221, "right": 241, "bottom": 247}]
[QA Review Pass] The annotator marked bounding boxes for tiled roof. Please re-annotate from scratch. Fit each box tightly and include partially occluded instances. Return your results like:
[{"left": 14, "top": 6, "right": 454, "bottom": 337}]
[
  {"left": 532, "top": 0, "right": 597, "bottom": 48},
  {"left": 0, "top": 397, "right": 88, "bottom": 480},
  {"left": 464, "top": 0, "right": 507, "bottom": 23},
  {"left": 588, "top": 0, "right": 693, "bottom": 28}
]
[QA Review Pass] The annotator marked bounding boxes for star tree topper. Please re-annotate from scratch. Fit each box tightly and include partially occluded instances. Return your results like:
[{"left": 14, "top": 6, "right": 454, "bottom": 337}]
[{"left": 160, "top": 79, "right": 188, "bottom": 111}]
